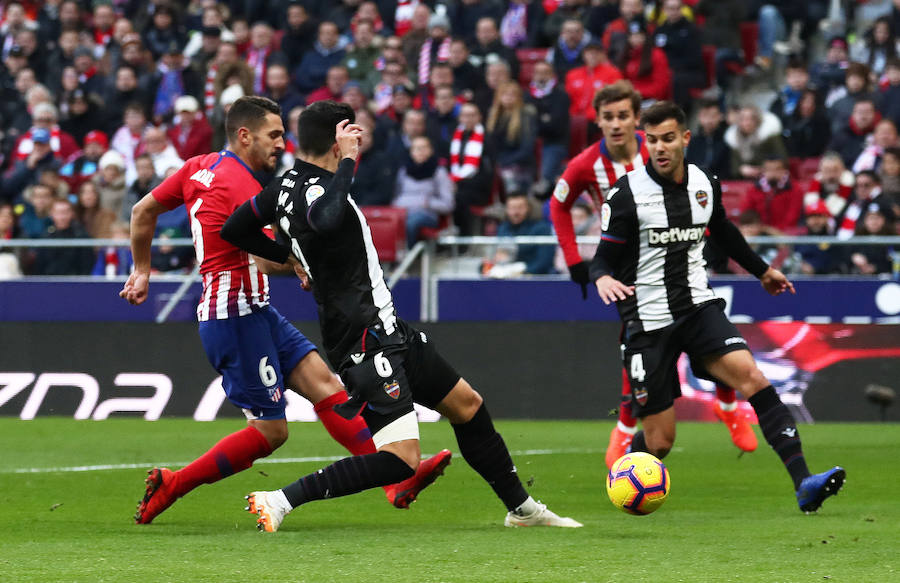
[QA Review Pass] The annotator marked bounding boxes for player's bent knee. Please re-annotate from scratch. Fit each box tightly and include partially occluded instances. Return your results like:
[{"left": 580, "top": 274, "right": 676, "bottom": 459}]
[
  {"left": 250, "top": 419, "right": 289, "bottom": 450},
  {"left": 436, "top": 378, "right": 483, "bottom": 424}
]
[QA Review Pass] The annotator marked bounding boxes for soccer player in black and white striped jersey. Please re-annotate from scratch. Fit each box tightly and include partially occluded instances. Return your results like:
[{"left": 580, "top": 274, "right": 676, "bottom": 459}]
[{"left": 590, "top": 101, "right": 845, "bottom": 513}]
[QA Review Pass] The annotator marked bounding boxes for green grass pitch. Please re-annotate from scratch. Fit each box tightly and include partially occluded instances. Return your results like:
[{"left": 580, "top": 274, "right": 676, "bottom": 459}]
[{"left": 0, "top": 419, "right": 897, "bottom": 582}]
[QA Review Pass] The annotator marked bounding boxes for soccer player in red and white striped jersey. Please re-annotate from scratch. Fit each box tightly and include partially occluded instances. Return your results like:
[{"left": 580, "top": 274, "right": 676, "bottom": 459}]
[{"left": 550, "top": 82, "right": 755, "bottom": 466}]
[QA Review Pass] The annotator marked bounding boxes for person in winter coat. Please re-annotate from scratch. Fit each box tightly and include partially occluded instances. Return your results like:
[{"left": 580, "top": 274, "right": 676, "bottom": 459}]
[{"left": 392, "top": 136, "right": 455, "bottom": 245}]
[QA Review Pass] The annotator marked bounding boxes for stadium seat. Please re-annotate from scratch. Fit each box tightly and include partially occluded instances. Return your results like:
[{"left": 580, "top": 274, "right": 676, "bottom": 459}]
[
  {"left": 516, "top": 48, "right": 549, "bottom": 85},
  {"left": 418, "top": 214, "right": 451, "bottom": 240},
  {"left": 568, "top": 115, "right": 589, "bottom": 159},
  {"left": 719, "top": 180, "right": 754, "bottom": 218},
  {"left": 361, "top": 206, "right": 407, "bottom": 262},
  {"left": 789, "top": 157, "right": 821, "bottom": 180},
  {"left": 740, "top": 22, "right": 759, "bottom": 66},
  {"left": 689, "top": 45, "right": 717, "bottom": 99}
]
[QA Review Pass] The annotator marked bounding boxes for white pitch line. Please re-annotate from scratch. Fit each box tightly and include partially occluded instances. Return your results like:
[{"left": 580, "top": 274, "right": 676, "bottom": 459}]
[{"left": 2, "top": 448, "right": 601, "bottom": 475}]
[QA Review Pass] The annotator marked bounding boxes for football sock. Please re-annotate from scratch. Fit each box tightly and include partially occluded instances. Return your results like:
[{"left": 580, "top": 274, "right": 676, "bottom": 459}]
[
  {"left": 618, "top": 368, "right": 638, "bottom": 428},
  {"left": 280, "top": 451, "right": 414, "bottom": 508},
  {"left": 629, "top": 430, "right": 648, "bottom": 453},
  {"left": 174, "top": 425, "right": 273, "bottom": 497},
  {"left": 451, "top": 403, "right": 529, "bottom": 511},
  {"left": 716, "top": 384, "right": 737, "bottom": 411},
  {"left": 748, "top": 386, "right": 810, "bottom": 489},
  {"left": 314, "top": 391, "right": 377, "bottom": 455}
]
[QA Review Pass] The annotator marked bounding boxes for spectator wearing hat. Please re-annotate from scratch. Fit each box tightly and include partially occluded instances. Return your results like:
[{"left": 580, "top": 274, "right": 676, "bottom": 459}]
[
  {"left": 59, "top": 130, "right": 109, "bottom": 193},
  {"left": 61, "top": 89, "right": 105, "bottom": 146},
  {"left": 165, "top": 96, "right": 213, "bottom": 161},
  {"left": 32, "top": 198, "right": 95, "bottom": 275},
  {"left": 280, "top": 2, "right": 319, "bottom": 70},
  {"left": 293, "top": 21, "right": 347, "bottom": 95},
  {"left": 804, "top": 153, "right": 855, "bottom": 219},
  {"left": 829, "top": 97, "right": 880, "bottom": 167},
  {"left": 528, "top": 60, "right": 569, "bottom": 191},
  {"left": 500, "top": 0, "right": 545, "bottom": 49},
  {"left": 564, "top": 38, "right": 622, "bottom": 121},
  {"left": 72, "top": 45, "right": 107, "bottom": 97},
  {"left": 811, "top": 36, "right": 851, "bottom": 100},
  {"left": 143, "top": 5, "right": 187, "bottom": 60},
  {"left": 795, "top": 199, "right": 839, "bottom": 275},
  {"left": 2, "top": 126, "right": 61, "bottom": 202},
  {"left": 264, "top": 63, "right": 304, "bottom": 125},
  {"left": 415, "top": 11, "right": 452, "bottom": 88},
  {"left": 93, "top": 149, "right": 128, "bottom": 216},
  {"left": 654, "top": 0, "right": 703, "bottom": 110},
  {"left": 616, "top": 17, "right": 671, "bottom": 102},
  {"left": 741, "top": 156, "right": 805, "bottom": 232},
  {"left": 469, "top": 16, "right": 519, "bottom": 80},
  {"left": 306, "top": 65, "right": 350, "bottom": 105},
  {"left": 341, "top": 18, "right": 380, "bottom": 94}
]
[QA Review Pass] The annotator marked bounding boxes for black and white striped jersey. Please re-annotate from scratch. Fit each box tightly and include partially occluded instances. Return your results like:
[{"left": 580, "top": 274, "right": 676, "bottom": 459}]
[
  {"left": 251, "top": 158, "right": 397, "bottom": 366},
  {"left": 590, "top": 162, "right": 768, "bottom": 333}
]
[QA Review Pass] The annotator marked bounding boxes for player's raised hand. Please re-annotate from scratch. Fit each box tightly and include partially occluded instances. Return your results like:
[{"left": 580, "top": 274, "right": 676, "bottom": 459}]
[
  {"left": 335, "top": 119, "right": 362, "bottom": 161},
  {"left": 595, "top": 275, "right": 634, "bottom": 305},
  {"left": 119, "top": 271, "right": 150, "bottom": 305},
  {"left": 760, "top": 267, "right": 796, "bottom": 296}
]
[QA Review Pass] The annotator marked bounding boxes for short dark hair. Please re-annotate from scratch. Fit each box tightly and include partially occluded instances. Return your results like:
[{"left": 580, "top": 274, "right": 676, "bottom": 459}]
[
  {"left": 592, "top": 80, "right": 642, "bottom": 116},
  {"left": 856, "top": 169, "right": 881, "bottom": 184},
  {"left": 641, "top": 100, "right": 687, "bottom": 129},
  {"left": 297, "top": 100, "right": 355, "bottom": 156},
  {"left": 225, "top": 96, "right": 281, "bottom": 141},
  {"left": 696, "top": 98, "right": 721, "bottom": 111}
]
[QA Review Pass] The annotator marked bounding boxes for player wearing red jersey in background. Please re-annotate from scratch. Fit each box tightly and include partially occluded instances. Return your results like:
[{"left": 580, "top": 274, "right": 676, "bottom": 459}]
[
  {"left": 121, "top": 96, "right": 449, "bottom": 524},
  {"left": 549, "top": 81, "right": 756, "bottom": 467}
]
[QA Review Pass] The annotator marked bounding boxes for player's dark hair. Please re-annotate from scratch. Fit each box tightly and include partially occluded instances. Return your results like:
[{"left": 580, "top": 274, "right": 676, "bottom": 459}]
[
  {"left": 296, "top": 100, "right": 355, "bottom": 156},
  {"left": 641, "top": 100, "right": 687, "bottom": 130},
  {"left": 225, "top": 96, "right": 281, "bottom": 141},
  {"left": 592, "top": 80, "right": 642, "bottom": 116}
]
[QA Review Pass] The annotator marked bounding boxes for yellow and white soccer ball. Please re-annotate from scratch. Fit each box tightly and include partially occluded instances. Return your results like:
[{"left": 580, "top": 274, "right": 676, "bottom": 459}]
[{"left": 606, "top": 452, "right": 670, "bottom": 515}]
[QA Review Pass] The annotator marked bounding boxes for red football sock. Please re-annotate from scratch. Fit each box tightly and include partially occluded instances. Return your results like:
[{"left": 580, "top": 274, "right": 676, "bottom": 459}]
[
  {"left": 617, "top": 368, "right": 637, "bottom": 429},
  {"left": 173, "top": 425, "right": 273, "bottom": 497},
  {"left": 314, "top": 391, "right": 376, "bottom": 456},
  {"left": 716, "top": 384, "right": 737, "bottom": 405}
]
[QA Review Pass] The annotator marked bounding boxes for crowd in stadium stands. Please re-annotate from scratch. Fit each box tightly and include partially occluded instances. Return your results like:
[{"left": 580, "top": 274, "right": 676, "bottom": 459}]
[{"left": 0, "top": 0, "right": 898, "bottom": 279}]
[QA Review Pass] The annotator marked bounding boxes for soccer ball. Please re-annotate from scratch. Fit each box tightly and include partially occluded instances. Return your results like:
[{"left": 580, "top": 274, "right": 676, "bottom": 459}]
[{"left": 606, "top": 452, "right": 670, "bottom": 515}]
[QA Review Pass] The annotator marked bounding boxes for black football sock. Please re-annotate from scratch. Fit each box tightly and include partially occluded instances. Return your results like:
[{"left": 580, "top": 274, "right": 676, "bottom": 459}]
[
  {"left": 452, "top": 404, "right": 529, "bottom": 511},
  {"left": 281, "top": 451, "right": 414, "bottom": 508},
  {"left": 748, "top": 386, "right": 810, "bottom": 490},
  {"left": 629, "top": 430, "right": 648, "bottom": 453}
]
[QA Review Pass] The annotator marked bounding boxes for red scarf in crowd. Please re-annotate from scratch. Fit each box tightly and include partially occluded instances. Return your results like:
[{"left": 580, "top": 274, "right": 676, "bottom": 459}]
[
  {"left": 395, "top": 0, "right": 417, "bottom": 37},
  {"left": 449, "top": 123, "right": 484, "bottom": 182},
  {"left": 418, "top": 36, "right": 450, "bottom": 85}
]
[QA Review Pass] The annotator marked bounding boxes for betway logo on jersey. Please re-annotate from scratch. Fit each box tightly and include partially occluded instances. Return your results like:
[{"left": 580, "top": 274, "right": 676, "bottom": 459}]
[
  {"left": 647, "top": 225, "right": 705, "bottom": 246},
  {"left": 190, "top": 169, "right": 215, "bottom": 188}
]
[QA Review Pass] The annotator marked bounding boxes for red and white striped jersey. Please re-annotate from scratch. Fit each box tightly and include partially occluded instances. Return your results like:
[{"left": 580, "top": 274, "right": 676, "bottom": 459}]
[
  {"left": 152, "top": 150, "right": 270, "bottom": 321},
  {"left": 550, "top": 133, "right": 650, "bottom": 267}
]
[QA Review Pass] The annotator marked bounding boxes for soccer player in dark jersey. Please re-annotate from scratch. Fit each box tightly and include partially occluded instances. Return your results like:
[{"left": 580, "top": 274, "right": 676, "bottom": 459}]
[
  {"left": 550, "top": 81, "right": 754, "bottom": 467},
  {"left": 121, "top": 96, "right": 449, "bottom": 525},
  {"left": 221, "top": 100, "right": 581, "bottom": 531},
  {"left": 590, "top": 101, "right": 845, "bottom": 513}
]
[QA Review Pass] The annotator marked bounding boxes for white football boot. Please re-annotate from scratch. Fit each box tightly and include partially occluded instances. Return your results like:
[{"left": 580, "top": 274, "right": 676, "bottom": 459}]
[
  {"left": 504, "top": 499, "right": 583, "bottom": 528},
  {"left": 245, "top": 490, "right": 292, "bottom": 533}
]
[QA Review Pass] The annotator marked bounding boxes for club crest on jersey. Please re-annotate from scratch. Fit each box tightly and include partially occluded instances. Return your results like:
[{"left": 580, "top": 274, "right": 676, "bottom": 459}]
[
  {"left": 305, "top": 184, "right": 326, "bottom": 205},
  {"left": 696, "top": 190, "right": 709, "bottom": 208},
  {"left": 268, "top": 387, "right": 283, "bottom": 403},
  {"left": 553, "top": 179, "right": 570, "bottom": 203},
  {"left": 190, "top": 168, "right": 215, "bottom": 188},
  {"left": 633, "top": 386, "right": 648, "bottom": 406},
  {"left": 601, "top": 203, "right": 612, "bottom": 231},
  {"left": 383, "top": 380, "right": 401, "bottom": 400}
]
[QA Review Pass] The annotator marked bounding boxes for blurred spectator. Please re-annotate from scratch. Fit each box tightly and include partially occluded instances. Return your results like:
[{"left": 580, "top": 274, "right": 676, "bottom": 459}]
[
  {"left": 342, "top": 82, "right": 369, "bottom": 115},
  {"left": 853, "top": 118, "right": 899, "bottom": 173},
  {"left": 151, "top": 227, "right": 194, "bottom": 273},
  {"left": 280, "top": 3, "right": 318, "bottom": 69},
  {"left": 13, "top": 102, "right": 79, "bottom": 164},
  {"left": 843, "top": 203, "right": 895, "bottom": 274},
  {"left": 166, "top": 96, "right": 213, "bottom": 161},
  {"left": 616, "top": 18, "right": 670, "bottom": 102},
  {"left": 142, "top": 126, "right": 184, "bottom": 179},
  {"left": 94, "top": 150, "right": 128, "bottom": 217},
  {"left": 804, "top": 153, "right": 854, "bottom": 219},
  {"left": 469, "top": 16, "right": 519, "bottom": 81},
  {"left": 500, "top": 0, "right": 545, "bottom": 49},
  {"left": 418, "top": 62, "right": 454, "bottom": 110},
  {"left": 795, "top": 200, "right": 839, "bottom": 275},
  {"left": 742, "top": 157, "right": 805, "bottom": 231},
  {"left": 850, "top": 15, "right": 900, "bottom": 76},
  {"left": 543, "top": 0, "right": 590, "bottom": 47},
  {"left": 104, "top": 66, "right": 150, "bottom": 135},
  {"left": 450, "top": 102, "right": 494, "bottom": 236},
  {"left": 306, "top": 65, "right": 351, "bottom": 104},
  {"left": 392, "top": 135, "right": 454, "bottom": 245},
  {"left": 0, "top": 202, "right": 22, "bottom": 279},
  {"left": 654, "top": 0, "right": 703, "bottom": 110},
  {"left": 836, "top": 170, "right": 892, "bottom": 238},
  {"left": 474, "top": 59, "right": 512, "bottom": 116},
  {"left": 879, "top": 57, "right": 900, "bottom": 127},
  {"left": 402, "top": 4, "right": 432, "bottom": 69},
  {"left": 122, "top": 153, "right": 162, "bottom": 222},
  {"left": 372, "top": 59, "right": 408, "bottom": 114},
  {"left": 264, "top": 63, "right": 304, "bottom": 126},
  {"left": 2, "top": 127, "right": 60, "bottom": 202},
  {"left": 694, "top": 0, "right": 744, "bottom": 94},
  {"left": 341, "top": 18, "right": 380, "bottom": 93},
  {"left": 76, "top": 181, "right": 117, "bottom": 239},
  {"left": 733, "top": 208, "right": 790, "bottom": 272},
  {"left": 142, "top": 5, "right": 187, "bottom": 60},
  {"left": 0, "top": 3, "right": 38, "bottom": 55},
  {"left": 783, "top": 88, "right": 831, "bottom": 158},
  {"left": 33, "top": 198, "right": 94, "bottom": 275},
  {"left": 245, "top": 22, "right": 281, "bottom": 95},
  {"left": 487, "top": 80, "right": 539, "bottom": 194},
  {"left": 90, "top": 2, "right": 116, "bottom": 58},
  {"left": 60, "top": 89, "right": 104, "bottom": 146},
  {"left": 770, "top": 58, "right": 809, "bottom": 126},
  {"left": 724, "top": 105, "right": 787, "bottom": 180},
  {"left": 811, "top": 36, "right": 850, "bottom": 101},
  {"left": 427, "top": 85, "right": 461, "bottom": 161},
  {"left": 385, "top": 107, "right": 427, "bottom": 170},
  {"left": 18, "top": 183, "right": 55, "bottom": 238},
  {"left": 45, "top": 28, "right": 79, "bottom": 95},
  {"left": 416, "top": 11, "right": 452, "bottom": 88},
  {"left": 60, "top": 130, "right": 108, "bottom": 194},
  {"left": 55, "top": 66, "right": 81, "bottom": 119},
  {"left": 553, "top": 199, "right": 600, "bottom": 273},
  {"left": 119, "top": 32, "right": 154, "bottom": 80},
  {"left": 528, "top": 60, "right": 570, "bottom": 194},
  {"left": 603, "top": 0, "right": 649, "bottom": 64},
  {"left": 324, "top": 0, "right": 361, "bottom": 32},
  {"left": 452, "top": 0, "right": 504, "bottom": 45},
  {"left": 351, "top": 110, "right": 395, "bottom": 206},
  {"left": 687, "top": 99, "right": 732, "bottom": 179},
  {"left": 564, "top": 39, "right": 621, "bottom": 121},
  {"left": 827, "top": 62, "right": 877, "bottom": 135},
  {"left": 546, "top": 18, "right": 590, "bottom": 78},
  {"left": 293, "top": 21, "right": 347, "bottom": 94},
  {"left": 148, "top": 41, "right": 202, "bottom": 124},
  {"left": 71, "top": 47, "right": 108, "bottom": 98},
  {"left": 187, "top": 26, "right": 225, "bottom": 75},
  {"left": 448, "top": 38, "right": 482, "bottom": 101},
  {"left": 879, "top": 146, "right": 900, "bottom": 198},
  {"left": 111, "top": 103, "right": 151, "bottom": 184},
  {"left": 489, "top": 192, "right": 555, "bottom": 276},
  {"left": 230, "top": 18, "right": 251, "bottom": 54},
  {"left": 829, "top": 98, "right": 879, "bottom": 167},
  {"left": 91, "top": 221, "right": 134, "bottom": 277},
  {"left": 349, "top": 2, "right": 384, "bottom": 36}
]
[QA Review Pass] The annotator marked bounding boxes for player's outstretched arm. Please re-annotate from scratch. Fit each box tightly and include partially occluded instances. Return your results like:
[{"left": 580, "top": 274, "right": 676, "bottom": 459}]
[
  {"left": 119, "top": 194, "right": 168, "bottom": 305},
  {"left": 759, "top": 266, "right": 796, "bottom": 296},
  {"left": 221, "top": 199, "right": 291, "bottom": 264}
]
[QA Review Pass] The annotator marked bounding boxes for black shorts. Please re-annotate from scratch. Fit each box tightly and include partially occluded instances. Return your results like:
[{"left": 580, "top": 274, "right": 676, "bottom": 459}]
[
  {"left": 336, "top": 319, "right": 460, "bottom": 435},
  {"left": 622, "top": 300, "right": 748, "bottom": 418}
]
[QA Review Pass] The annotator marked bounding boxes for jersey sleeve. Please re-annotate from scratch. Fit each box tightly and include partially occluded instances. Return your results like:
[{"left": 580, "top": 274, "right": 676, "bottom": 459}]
[
  {"left": 589, "top": 176, "right": 635, "bottom": 281},
  {"left": 150, "top": 162, "right": 192, "bottom": 210},
  {"left": 550, "top": 154, "right": 592, "bottom": 267},
  {"left": 219, "top": 182, "right": 290, "bottom": 264}
]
